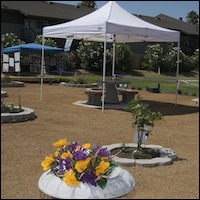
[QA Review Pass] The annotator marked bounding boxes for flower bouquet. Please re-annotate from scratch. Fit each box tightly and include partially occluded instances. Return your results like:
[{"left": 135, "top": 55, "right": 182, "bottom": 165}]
[
  {"left": 41, "top": 139, "right": 118, "bottom": 189},
  {"left": 39, "top": 139, "right": 135, "bottom": 199}
]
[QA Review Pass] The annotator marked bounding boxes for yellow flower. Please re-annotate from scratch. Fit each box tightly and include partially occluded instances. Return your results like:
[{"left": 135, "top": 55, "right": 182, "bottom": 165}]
[
  {"left": 75, "top": 157, "right": 91, "bottom": 173},
  {"left": 63, "top": 169, "right": 80, "bottom": 186},
  {"left": 53, "top": 139, "right": 68, "bottom": 147},
  {"left": 41, "top": 154, "right": 55, "bottom": 171},
  {"left": 95, "top": 160, "right": 110, "bottom": 176},
  {"left": 101, "top": 156, "right": 109, "bottom": 161},
  {"left": 61, "top": 151, "right": 73, "bottom": 159},
  {"left": 54, "top": 149, "right": 60, "bottom": 157},
  {"left": 82, "top": 143, "right": 91, "bottom": 150},
  {"left": 76, "top": 145, "right": 81, "bottom": 150}
]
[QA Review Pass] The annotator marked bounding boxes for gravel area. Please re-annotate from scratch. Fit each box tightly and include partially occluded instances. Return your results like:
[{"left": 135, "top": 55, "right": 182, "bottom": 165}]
[{"left": 1, "top": 83, "right": 199, "bottom": 199}]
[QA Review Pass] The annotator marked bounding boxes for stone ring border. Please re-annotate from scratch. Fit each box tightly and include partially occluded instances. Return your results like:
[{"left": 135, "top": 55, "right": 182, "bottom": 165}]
[
  {"left": 102, "top": 143, "right": 178, "bottom": 167},
  {"left": 1, "top": 90, "right": 8, "bottom": 98},
  {"left": 1, "top": 106, "right": 36, "bottom": 123},
  {"left": 60, "top": 82, "right": 98, "bottom": 88},
  {"left": 1, "top": 81, "right": 24, "bottom": 87}
]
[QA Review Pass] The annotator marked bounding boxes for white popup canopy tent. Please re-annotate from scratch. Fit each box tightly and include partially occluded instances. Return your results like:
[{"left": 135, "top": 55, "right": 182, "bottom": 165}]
[{"left": 41, "top": 1, "right": 180, "bottom": 112}]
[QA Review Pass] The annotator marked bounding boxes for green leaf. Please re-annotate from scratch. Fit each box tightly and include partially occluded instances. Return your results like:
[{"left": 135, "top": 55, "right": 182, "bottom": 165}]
[
  {"left": 110, "top": 161, "right": 118, "bottom": 168},
  {"left": 51, "top": 161, "right": 59, "bottom": 171},
  {"left": 97, "top": 178, "right": 107, "bottom": 189},
  {"left": 105, "top": 162, "right": 118, "bottom": 175}
]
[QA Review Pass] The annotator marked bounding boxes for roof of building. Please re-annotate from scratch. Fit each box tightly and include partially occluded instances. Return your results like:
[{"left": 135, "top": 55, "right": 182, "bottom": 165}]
[
  {"left": 1, "top": 1, "right": 95, "bottom": 20},
  {"left": 1, "top": 1, "right": 199, "bottom": 35},
  {"left": 136, "top": 14, "right": 199, "bottom": 35}
]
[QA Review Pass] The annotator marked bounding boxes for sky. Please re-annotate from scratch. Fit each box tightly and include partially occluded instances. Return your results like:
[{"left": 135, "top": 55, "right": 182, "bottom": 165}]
[{"left": 50, "top": 1, "right": 199, "bottom": 22}]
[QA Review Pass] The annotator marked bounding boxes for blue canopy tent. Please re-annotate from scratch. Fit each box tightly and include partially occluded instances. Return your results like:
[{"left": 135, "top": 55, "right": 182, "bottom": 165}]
[
  {"left": 1, "top": 43, "right": 64, "bottom": 54},
  {"left": 1, "top": 43, "right": 64, "bottom": 75}
]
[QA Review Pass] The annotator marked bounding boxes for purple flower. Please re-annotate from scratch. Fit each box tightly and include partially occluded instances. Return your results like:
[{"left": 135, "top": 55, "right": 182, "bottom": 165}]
[
  {"left": 73, "top": 149, "right": 88, "bottom": 161},
  {"left": 81, "top": 170, "right": 97, "bottom": 186},
  {"left": 93, "top": 146, "right": 111, "bottom": 158},
  {"left": 58, "top": 158, "right": 71, "bottom": 174},
  {"left": 93, "top": 145, "right": 101, "bottom": 153},
  {"left": 68, "top": 142, "right": 79, "bottom": 152}
]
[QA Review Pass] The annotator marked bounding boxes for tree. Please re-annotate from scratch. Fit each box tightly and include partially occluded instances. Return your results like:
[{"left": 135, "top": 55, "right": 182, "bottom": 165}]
[
  {"left": 76, "top": 40, "right": 112, "bottom": 72},
  {"left": 162, "top": 43, "right": 195, "bottom": 72},
  {"left": 115, "top": 43, "right": 133, "bottom": 73},
  {"left": 77, "top": 1, "right": 96, "bottom": 8},
  {"left": 191, "top": 49, "right": 199, "bottom": 71},
  {"left": 125, "top": 95, "right": 162, "bottom": 152},
  {"left": 186, "top": 11, "right": 199, "bottom": 24},
  {"left": 141, "top": 44, "right": 163, "bottom": 73},
  {"left": 1, "top": 33, "right": 25, "bottom": 49},
  {"left": 34, "top": 35, "right": 58, "bottom": 47}
]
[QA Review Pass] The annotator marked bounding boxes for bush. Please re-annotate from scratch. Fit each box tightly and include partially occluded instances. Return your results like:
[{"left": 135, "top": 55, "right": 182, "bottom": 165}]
[
  {"left": 141, "top": 44, "right": 163, "bottom": 72},
  {"left": 65, "top": 51, "right": 79, "bottom": 70},
  {"left": 1, "top": 33, "right": 25, "bottom": 49},
  {"left": 76, "top": 41, "right": 111, "bottom": 72},
  {"left": 191, "top": 49, "right": 199, "bottom": 71},
  {"left": 76, "top": 41, "right": 133, "bottom": 74},
  {"left": 115, "top": 43, "right": 133, "bottom": 72},
  {"left": 141, "top": 43, "right": 196, "bottom": 73},
  {"left": 34, "top": 35, "right": 58, "bottom": 47},
  {"left": 162, "top": 44, "right": 195, "bottom": 73}
]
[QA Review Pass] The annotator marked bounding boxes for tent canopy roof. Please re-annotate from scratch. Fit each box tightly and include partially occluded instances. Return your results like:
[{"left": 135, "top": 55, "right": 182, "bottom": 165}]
[
  {"left": 1, "top": 43, "right": 64, "bottom": 54},
  {"left": 43, "top": 1, "right": 180, "bottom": 43}
]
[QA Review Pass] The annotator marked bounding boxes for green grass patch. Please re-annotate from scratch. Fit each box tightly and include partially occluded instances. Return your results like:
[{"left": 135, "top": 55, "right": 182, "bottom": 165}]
[{"left": 46, "top": 70, "right": 199, "bottom": 97}]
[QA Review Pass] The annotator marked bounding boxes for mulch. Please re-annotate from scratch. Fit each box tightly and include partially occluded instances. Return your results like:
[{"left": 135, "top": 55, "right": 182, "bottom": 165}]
[{"left": 1, "top": 83, "right": 199, "bottom": 199}]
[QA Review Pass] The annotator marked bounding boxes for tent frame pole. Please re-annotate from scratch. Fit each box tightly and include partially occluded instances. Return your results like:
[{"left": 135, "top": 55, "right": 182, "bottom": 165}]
[
  {"left": 102, "top": 33, "right": 107, "bottom": 113},
  {"left": 112, "top": 34, "right": 116, "bottom": 79},
  {"left": 40, "top": 35, "right": 45, "bottom": 100},
  {"left": 175, "top": 39, "right": 180, "bottom": 106}
]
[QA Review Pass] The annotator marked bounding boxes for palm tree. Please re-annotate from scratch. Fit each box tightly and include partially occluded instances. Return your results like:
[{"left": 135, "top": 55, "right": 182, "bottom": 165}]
[
  {"left": 76, "top": 1, "right": 97, "bottom": 8},
  {"left": 186, "top": 11, "right": 199, "bottom": 24}
]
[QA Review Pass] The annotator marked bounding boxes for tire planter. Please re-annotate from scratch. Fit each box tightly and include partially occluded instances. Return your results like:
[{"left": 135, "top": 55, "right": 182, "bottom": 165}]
[{"left": 38, "top": 166, "right": 135, "bottom": 199}]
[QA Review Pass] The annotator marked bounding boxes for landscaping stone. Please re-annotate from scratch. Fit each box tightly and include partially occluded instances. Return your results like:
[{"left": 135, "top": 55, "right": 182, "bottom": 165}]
[
  {"left": 103, "top": 143, "right": 178, "bottom": 167},
  {"left": 1, "top": 106, "right": 36, "bottom": 123},
  {"left": 1, "top": 81, "right": 24, "bottom": 87}
]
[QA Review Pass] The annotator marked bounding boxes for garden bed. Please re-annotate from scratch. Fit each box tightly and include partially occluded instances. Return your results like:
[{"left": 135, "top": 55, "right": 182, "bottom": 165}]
[
  {"left": 1, "top": 81, "right": 24, "bottom": 87},
  {"left": 103, "top": 143, "right": 178, "bottom": 167},
  {"left": 1, "top": 106, "right": 36, "bottom": 123}
]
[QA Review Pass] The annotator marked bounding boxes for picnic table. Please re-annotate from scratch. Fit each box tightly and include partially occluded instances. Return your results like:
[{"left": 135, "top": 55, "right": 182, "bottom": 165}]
[
  {"left": 97, "top": 80, "right": 130, "bottom": 104},
  {"left": 117, "top": 89, "right": 139, "bottom": 103},
  {"left": 85, "top": 88, "right": 103, "bottom": 106}
]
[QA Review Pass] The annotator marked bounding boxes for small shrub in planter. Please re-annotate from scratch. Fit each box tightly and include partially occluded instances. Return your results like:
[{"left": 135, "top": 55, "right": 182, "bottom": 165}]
[
  {"left": 125, "top": 95, "right": 162, "bottom": 157},
  {"left": 1, "top": 101, "right": 23, "bottom": 113},
  {"left": 1, "top": 94, "right": 23, "bottom": 113}
]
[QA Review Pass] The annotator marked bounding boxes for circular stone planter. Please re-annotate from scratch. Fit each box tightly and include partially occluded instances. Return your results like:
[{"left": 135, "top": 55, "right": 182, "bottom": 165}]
[
  {"left": 38, "top": 166, "right": 135, "bottom": 199},
  {"left": 60, "top": 82, "right": 97, "bottom": 88},
  {"left": 1, "top": 90, "right": 8, "bottom": 98},
  {"left": 1, "top": 106, "right": 36, "bottom": 123},
  {"left": 103, "top": 143, "right": 178, "bottom": 167},
  {"left": 1, "top": 81, "right": 24, "bottom": 87}
]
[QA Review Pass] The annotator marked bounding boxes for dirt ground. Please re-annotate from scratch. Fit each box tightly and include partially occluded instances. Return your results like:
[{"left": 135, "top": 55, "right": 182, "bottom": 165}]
[{"left": 1, "top": 83, "right": 199, "bottom": 199}]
